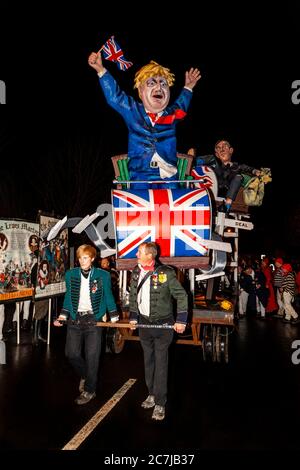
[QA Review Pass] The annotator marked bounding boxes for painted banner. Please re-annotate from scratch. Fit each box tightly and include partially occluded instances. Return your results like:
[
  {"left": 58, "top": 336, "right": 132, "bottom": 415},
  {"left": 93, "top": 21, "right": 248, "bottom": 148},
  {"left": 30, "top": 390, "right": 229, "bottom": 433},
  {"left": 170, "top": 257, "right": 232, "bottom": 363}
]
[
  {"left": 0, "top": 219, "right": 39, "bottom": 302},
  {"left": 35, "top": 215, "right": 68, "bottom": 298}
]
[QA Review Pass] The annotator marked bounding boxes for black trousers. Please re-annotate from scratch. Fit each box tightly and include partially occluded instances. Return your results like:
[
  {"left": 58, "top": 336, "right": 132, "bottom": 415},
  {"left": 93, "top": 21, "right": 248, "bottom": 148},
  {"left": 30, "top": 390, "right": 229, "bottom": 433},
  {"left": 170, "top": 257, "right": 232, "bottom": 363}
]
[
  {"left": 65, "top": 315, "right": 102, "bottom": 394},
  {"left": 219, "top": 174, "right": 243, "bottom": 201},
  {"left": 139, "top": 324, "right": 174, "bottom": 406}
]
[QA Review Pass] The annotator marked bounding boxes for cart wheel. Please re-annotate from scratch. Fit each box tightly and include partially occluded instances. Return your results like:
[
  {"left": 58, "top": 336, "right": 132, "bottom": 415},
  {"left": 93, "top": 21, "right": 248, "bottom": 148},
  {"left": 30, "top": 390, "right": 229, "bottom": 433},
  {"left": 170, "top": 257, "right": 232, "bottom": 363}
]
[
  {"left": 224, "top": 327, "right": 229, "bottom": 363},
  {"left": 106, "top": 328, "right": 125, "bottom": 354},
  {"left": 202, "top": 324, "right": 213, "bottom": 361},
  {"left": 202, "top": 325, "right": 207, "bottom": 361},
  {"left": 215, "top": 326, "right": 221, "bottom": 362},
  {"left": 212, "top": 325, "right": 217, "bottom": 362},
  {"left": 217, "top": 326, "right": 229, "bottom": 363}
]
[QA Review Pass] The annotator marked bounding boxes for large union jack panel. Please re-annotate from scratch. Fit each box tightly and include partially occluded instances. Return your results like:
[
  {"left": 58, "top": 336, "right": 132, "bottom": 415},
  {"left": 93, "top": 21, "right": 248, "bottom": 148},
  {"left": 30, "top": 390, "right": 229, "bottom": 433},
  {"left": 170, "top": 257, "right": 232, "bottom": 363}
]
[{"left": 112, "top": 188, "right": 212, "bottom": 259}]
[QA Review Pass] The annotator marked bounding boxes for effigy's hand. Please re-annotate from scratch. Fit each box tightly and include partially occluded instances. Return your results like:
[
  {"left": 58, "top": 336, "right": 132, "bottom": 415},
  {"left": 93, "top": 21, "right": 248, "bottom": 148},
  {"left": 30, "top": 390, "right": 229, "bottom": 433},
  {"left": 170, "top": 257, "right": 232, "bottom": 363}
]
[
  {"left": 88, "top": 51, "right": 105, "bottom": 73},
  {"left": 185, "top": 68, "right": 201, "bottom": 90}
]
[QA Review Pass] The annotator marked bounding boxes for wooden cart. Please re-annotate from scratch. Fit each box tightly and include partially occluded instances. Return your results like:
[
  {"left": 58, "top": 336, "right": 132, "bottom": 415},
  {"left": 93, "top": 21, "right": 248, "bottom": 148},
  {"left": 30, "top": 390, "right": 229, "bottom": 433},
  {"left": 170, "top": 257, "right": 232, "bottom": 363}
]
[
  {"left": 45, "top": 153, "right": 255, "bottom": 362},
  {"left": 99, "top": 153, "right": 253, "bottom": 363},
  {"left": 100, "top": 264, "right": 237, "bottom": 363}
]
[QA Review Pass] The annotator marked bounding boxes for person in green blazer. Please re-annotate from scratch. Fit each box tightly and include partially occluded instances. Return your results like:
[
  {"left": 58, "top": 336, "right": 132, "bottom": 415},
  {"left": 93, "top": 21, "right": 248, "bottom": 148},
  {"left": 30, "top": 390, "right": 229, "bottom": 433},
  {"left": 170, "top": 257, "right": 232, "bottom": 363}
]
[{"left": 54, "top": 244, "right": 118, "bottom": 405}]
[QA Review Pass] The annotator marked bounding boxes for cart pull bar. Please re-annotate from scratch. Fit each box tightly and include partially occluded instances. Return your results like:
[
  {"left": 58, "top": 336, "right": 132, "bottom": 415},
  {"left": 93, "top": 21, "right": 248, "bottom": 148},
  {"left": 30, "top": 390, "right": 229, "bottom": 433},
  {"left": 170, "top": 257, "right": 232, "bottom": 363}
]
[{"left": 96, "top": 321, "right": 174, "bottom": 329}]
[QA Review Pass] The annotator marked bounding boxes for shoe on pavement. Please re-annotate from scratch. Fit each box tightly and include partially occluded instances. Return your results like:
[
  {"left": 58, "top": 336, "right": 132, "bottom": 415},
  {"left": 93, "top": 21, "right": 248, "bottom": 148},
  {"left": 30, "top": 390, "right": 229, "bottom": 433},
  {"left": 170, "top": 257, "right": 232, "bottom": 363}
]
[
  {"left": 291, "top": 317, "right": 300, "bottom": 324},
  {"left": 79, "top": 378, "right": 85, "bottom": 393},
  {"left": 282, "top": 318, "right": 291, "bottom": 323},
  {"left": 141, "top": 395, "right": 155, "bottom": 409},
  {"left": 152, "top": 405, "right": 165, "bottom": 421},
  {"left": 75, "top": 391, "right": 96, "bottom": 405}
]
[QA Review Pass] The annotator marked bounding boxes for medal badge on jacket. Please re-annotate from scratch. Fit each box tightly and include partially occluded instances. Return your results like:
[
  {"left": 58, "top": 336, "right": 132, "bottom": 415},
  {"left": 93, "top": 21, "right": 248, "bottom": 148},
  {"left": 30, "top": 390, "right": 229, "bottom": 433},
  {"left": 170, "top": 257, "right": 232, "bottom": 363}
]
[
  {"left": 91, "top": 280, "right": 98, "bottom": 294},
  {"left": 152, "top": 273, "right": 158, "bottom": 289},
  {"left": 158, "top": 273, "right": 167, "bottom": 284}
]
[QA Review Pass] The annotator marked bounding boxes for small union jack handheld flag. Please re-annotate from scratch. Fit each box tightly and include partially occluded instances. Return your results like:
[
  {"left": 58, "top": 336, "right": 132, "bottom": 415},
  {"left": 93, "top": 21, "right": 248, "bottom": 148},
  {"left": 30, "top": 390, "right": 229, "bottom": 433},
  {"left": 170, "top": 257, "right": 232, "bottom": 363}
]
[{"left": 100, "top": 36, "right": 133, "bottom": 71}]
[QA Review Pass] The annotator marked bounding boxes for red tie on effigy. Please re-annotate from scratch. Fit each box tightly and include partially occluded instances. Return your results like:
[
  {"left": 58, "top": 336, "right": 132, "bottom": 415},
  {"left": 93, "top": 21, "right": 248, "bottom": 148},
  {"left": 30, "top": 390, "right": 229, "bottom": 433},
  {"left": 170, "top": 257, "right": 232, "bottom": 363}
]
[
  {"left": 147, "top": 112, "right": 157, "bottom": 123},
  {"left": 147, "top": 109, "right": 187, "bottom": 125}
]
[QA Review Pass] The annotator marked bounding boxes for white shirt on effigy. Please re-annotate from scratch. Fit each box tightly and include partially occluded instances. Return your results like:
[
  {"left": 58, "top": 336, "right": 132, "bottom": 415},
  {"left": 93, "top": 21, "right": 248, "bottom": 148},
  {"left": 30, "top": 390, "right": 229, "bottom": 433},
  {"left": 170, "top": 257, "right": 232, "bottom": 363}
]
[
  {"left": 145, "top": 109, "right": 178, "bottom": 180},
  {"left": 151, "top": 152, "right": 178, "bottom": 179},
  {"left": 78, "top": 273, "right": 92, "bottom": 312}
]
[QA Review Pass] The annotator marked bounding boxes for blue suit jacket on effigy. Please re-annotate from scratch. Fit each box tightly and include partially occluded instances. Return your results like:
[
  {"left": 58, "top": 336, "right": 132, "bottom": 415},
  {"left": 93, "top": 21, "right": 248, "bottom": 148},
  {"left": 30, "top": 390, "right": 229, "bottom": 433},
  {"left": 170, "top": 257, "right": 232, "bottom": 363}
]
[{"left": 99, "top": 71, "right": 193, "bottom": 180}]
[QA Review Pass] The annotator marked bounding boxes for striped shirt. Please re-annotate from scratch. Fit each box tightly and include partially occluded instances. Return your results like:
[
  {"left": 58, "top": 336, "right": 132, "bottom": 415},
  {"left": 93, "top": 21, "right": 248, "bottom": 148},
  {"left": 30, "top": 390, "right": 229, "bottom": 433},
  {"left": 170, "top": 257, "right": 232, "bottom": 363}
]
[
  {"left": 273, "top": 268, "right": 283, "bottom": 288},
  {"left": 282, "top": 272, "right": 296, "bottom": 296}
]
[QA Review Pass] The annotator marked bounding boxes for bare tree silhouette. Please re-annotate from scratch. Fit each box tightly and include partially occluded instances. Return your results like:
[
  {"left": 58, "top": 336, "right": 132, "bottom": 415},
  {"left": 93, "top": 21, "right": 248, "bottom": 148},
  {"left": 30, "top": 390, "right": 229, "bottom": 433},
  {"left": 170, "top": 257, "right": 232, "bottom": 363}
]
[
  {"left": 0, "top": 121, "right": 9, "bottom": 155},
  {"left": 0, "top": 121, "right": 23, "bottom": 217},
  {"left": 28, "top": 135, "right": 114, "bottom": 217}
]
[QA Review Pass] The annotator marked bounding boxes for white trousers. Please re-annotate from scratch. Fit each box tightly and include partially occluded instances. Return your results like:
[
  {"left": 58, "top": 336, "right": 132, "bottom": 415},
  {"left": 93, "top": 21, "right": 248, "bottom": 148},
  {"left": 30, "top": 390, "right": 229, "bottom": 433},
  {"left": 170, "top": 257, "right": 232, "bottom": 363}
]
[
  {"left": 239, "top": 290, "right": 248, "bottom": 315},
  {"left": 282, "top": 291, "right": 298, "bottom": 320},
  {"left": 13, "top": 300, "right": 31, "bottom": 322},
  {"left": 276, "top": 288, "right": 284, "bottom": 315}
]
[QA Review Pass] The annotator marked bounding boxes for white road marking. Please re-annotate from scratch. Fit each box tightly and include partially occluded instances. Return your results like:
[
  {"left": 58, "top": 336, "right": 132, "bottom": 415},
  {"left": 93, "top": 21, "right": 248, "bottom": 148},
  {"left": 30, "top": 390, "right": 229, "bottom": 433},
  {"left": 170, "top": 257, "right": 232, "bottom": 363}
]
[{"left": 62, "top": 378, "right": 137, "bottom": 450}]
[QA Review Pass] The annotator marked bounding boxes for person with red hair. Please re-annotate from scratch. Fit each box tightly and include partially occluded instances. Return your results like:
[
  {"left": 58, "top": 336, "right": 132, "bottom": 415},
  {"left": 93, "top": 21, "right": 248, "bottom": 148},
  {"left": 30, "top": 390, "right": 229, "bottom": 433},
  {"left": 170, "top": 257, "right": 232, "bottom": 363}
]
[{"left": 54, "top": 245, "right": 119, "bottom": 405}]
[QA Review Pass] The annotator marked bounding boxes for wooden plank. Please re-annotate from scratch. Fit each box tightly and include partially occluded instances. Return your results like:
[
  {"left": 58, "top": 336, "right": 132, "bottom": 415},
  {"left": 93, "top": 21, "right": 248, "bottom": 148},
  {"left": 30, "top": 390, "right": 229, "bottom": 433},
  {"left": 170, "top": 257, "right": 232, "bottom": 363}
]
[
  {"left": 97, "top": 321, "right": 133, "bottom": 328},
  {"left": 176, "top": 338, "right": 201, "bottom": 346},
  {"left": 192, "top": 315, "right": 234, "bottom": 325},
  {"left": 116, "top": 256, "right": 210, "bottom": 270},
  {"left": 111, "top": 154, "right": 128, "bottom": 178},
  {"left": 191, "top": 323, "right": 200, "bottom": 344},
  {"left": 119, "top": 335, "right": 140, "bottom": 341},
  {"left": 177, "top": 152, "right": 194, "bottom": 176}
]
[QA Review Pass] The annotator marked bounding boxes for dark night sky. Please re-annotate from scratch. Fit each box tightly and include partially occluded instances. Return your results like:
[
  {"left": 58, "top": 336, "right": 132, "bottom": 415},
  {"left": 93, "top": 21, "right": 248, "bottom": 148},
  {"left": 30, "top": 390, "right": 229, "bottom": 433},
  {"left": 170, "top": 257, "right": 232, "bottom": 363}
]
[{"left": 1, "top": 4, "right": 299, "bottom": 255}]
